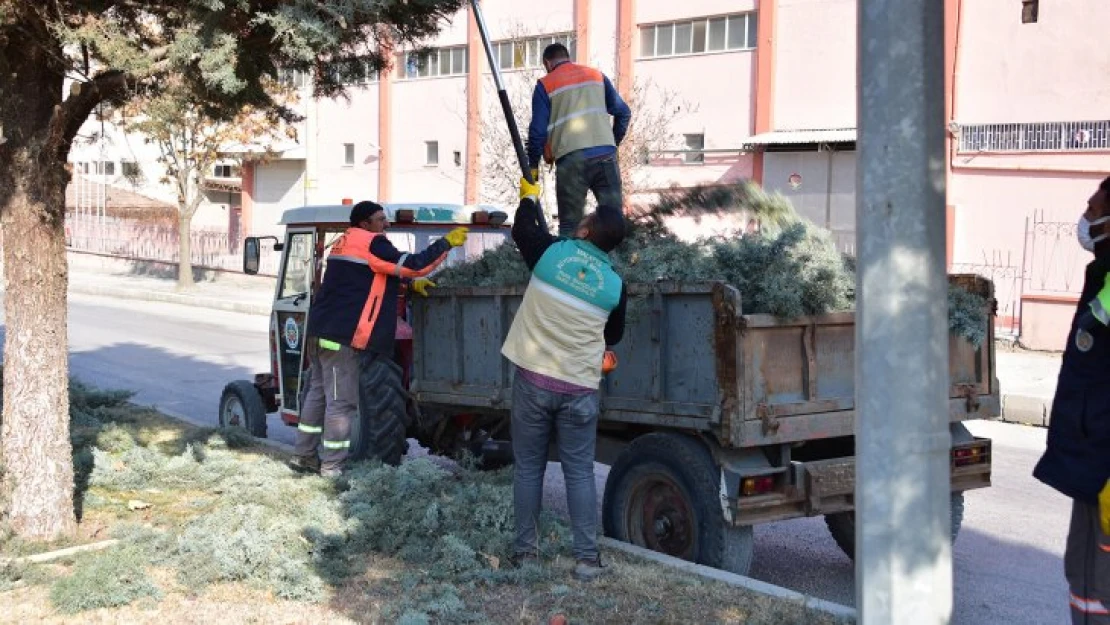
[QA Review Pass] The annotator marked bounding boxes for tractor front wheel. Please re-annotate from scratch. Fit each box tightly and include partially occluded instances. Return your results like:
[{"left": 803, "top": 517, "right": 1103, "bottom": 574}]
[{"left": 218, "top": 380, "right": 268, "bottom": 438}]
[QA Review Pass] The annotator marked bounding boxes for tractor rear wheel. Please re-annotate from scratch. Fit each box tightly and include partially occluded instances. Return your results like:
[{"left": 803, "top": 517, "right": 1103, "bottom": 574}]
[
  {"left": 350, "top": 354, "right": 409, "bottom": 465},
  {"left": 824, "top": 492, "right": 966, "bottom": 561},
  {"left": 603, "top": 432, "right": 755, "bottom": 575}
]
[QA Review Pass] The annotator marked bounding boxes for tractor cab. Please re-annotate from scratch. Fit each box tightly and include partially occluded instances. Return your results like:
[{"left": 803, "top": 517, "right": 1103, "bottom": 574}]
[{"left": 222, "top": 201, "right": 511, "bottom": 438}]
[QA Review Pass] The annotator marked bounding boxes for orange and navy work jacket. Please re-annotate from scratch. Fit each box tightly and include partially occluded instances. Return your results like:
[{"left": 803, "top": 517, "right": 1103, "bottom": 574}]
[{"left": 306, "top": 228, "right": 450, "bottom": 355}]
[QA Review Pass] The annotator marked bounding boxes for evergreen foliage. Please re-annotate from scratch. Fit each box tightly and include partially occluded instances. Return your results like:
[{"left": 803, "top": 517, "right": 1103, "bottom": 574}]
[
  {"left": 48, "top": 545, "right": 162, "bottom": 613},
  {"left": 435, "top": 181, "right": 990, "bottom": 345}
]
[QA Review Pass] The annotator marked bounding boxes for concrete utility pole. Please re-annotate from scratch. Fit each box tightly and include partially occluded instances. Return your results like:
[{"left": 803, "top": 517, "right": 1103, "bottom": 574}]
[{"left": 855, "top": 0, "right": 952, "bottom": 623}]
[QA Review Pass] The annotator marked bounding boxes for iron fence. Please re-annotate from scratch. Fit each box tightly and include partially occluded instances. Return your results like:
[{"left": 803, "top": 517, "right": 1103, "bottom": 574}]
[
  {"left": 65, "top": 213, "right": 279, "bottom": 276},
  {"left": 1023, "top": 211, "right": 1086, "bottom": 294}
]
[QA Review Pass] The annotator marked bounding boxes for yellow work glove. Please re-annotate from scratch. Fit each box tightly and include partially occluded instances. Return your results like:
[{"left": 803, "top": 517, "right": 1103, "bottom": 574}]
[
  {"left": 444, "top": 227, "right": 468, "bottom": 248},
  {"left": 1100, "top": 479, "right": 1110, "bottom": 535},
  {"left": 410, "top": 278, "right": 435, "bottom": 297},
  {"left": 520, "top": 176, "right": 541, "bottom": 201}
]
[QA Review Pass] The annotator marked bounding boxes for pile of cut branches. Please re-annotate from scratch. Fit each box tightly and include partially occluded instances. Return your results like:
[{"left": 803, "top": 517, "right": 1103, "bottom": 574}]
[{"left": 435, "top": 182, "right": 990, "bottom": 346}]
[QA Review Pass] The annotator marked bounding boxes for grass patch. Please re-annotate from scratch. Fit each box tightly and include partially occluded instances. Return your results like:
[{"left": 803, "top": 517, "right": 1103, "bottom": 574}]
[
  {"left": 1, "top": 379, "right": 854, "bottom": 622},
  {"left": 48, "top": 545, "right": 161, "bottom": 613}
]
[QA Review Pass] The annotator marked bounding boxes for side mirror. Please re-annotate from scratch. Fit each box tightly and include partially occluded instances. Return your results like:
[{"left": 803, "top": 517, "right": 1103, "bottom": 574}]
[{"left": 243, "top": 237, "right": 261, "bottom": 275}]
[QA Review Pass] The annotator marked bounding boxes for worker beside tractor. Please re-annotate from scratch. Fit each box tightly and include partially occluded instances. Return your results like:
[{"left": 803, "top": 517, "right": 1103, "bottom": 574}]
[
  {"left": 527, "top": 43, "right": 631, "bottom": 236},
  {"left": 290, "top": 200, "right": 467, "bottom": 477}
]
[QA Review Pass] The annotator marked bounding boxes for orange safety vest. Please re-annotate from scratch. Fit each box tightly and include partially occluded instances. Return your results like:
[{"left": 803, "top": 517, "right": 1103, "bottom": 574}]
[
  {"left": 323, "top": 228, "right": 446, "bottom": 350},
  {"left": 539, "top": 62, "right": 617, "bottom": 164}
]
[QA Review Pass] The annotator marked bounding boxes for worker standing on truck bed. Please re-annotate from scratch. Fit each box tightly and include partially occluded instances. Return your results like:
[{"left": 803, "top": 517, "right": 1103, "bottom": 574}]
[
  {"left": 1033, "top": 176, "right": 1110, "bottom": 625},
  {"left": 527, "top": 42, "right": 631, "bottom": 237},
  {"left": 500, "top": 175, "right": 627, "bottom": 581},
  {"left": 291, "top": 201, "right": 467, "bottom": 477}
]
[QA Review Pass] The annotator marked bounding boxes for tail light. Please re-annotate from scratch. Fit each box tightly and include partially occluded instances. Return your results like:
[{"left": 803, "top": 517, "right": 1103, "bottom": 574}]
[
  {"left": 741, "top": 476, "right": 776, "bottom": 496},
  {"left": 952, "top": 444, "right": 988, "bottom": 467}
]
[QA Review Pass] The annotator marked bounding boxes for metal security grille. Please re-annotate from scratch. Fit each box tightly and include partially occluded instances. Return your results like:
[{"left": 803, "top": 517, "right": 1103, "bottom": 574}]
[{"left": 958, "top": 120, "right": 1110, "bottom": 152}]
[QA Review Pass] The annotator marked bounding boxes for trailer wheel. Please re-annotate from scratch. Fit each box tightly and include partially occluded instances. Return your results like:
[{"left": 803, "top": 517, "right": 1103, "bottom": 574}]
[
  {"left": 219, "top": 380, "right": 268, "bottom": 438},
  {"left": 350, "top": 355, "right": 409, "bottom": 466},
  {"left": 603, "top": 432, "right": 755, "bottom": 575},
  {"left": 825, "top": 491, "right": 966, "bottom": 561}
]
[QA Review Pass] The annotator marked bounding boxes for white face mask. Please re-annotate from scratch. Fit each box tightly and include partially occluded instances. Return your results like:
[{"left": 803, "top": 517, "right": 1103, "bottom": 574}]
[{"left": 1077, "top": 215, "right": 1110, "bottom": 252}]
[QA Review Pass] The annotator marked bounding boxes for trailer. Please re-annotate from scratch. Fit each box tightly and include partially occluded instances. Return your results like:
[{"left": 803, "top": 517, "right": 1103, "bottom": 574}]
[{"left": 406, "top": 277, "right": 998, "bottom": 574}]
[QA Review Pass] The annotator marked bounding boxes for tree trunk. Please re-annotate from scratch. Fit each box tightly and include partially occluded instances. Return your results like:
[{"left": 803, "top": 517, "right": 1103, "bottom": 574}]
[
  {"left": 177, "top": 210, "right": 194, "bottom": 289},
  {"left": 0, "top": 150, "right": 77, "bottom": 541}
]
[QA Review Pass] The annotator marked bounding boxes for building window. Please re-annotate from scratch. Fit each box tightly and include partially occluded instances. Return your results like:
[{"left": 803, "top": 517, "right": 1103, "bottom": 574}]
[
  {"left": 425, "top": 141, "right": 439, "bottom": 166},
  {"left": 121, "top": 161, "right": 141, "bottom": 177},
  {"left": 684, "top": 134, "right": 705, "bottom": 164},
  {"left": 957, "top": 120, "right": 1110, "bottom": 152},
  {"left": 397, "top": 46, "right": 468, "bottom": 79},
  {"left": 343, "top": 143, "right": 355, "bottom": 166},
  {"left": 277, "top": 67, "right": 309, "bottom": 89},
  {"left": 453, "top": 150, "right": 462, "bottom": 167},
  {"left": 641, "top": 13, "right": 757, "bottom": 58},
  {"left": 212, "top": 164, "right": 240, "bottom": 178},
  {"left": 1022, "top": 0, "right": 1039, "bottom": 23},
  {"left": 492, "top": 33, "right": 576, "bottom": 70},
  {"left": 327, "top": 60, "right": 379, "bottom": 85},
  {"left": 98, "top": 161, "right": 116, "bottom": 176}
]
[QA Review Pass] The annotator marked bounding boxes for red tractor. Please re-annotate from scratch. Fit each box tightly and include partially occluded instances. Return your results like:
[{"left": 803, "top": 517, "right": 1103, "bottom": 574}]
[{"left": 217, "top": 201, "right": 511, "bottom": 462}]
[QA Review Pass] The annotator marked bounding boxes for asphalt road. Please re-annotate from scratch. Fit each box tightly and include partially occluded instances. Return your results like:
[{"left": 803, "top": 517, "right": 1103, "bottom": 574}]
[{"left": 1, "top": 292, "right": 1073, "bottom": 623}]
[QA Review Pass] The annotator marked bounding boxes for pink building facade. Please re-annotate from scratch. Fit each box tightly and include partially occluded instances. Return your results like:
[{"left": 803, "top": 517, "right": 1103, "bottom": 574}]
[
  {"left": 946, "top": 0, "right": 1110, "bottom": 349},
  {"left": 236, "top": 0, "right": 1105, "bottom": 348}
]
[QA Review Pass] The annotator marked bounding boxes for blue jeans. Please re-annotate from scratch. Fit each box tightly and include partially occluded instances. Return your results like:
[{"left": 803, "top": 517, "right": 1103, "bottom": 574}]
[{"left": 511, "top": 373, "right": 601, "bottom": 561}]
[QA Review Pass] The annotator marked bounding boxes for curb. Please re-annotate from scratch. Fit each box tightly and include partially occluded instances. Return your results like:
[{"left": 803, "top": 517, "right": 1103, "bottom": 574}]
[
  {"left": 598, "top": 537, "right": 857, "bottom": 622},
  {"left": 1000, "top": 393, "right": 1052, "bottom": 427},
  {"left": 68, "top": 282, "right": 270, "bottom": 316}
]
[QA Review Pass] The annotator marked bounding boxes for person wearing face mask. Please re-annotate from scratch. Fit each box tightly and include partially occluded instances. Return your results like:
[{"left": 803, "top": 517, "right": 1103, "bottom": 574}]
[{"left": 1034, "top": 176, "right": 1110, "bottom": 624}]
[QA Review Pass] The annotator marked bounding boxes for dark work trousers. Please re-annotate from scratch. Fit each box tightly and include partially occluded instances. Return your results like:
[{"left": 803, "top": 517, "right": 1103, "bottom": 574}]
[
  {"left": 294, "top": 339, "right": 360, "bottom": 472},
  {"left": 1066, "top": 499, "right": 1110, "bottom": 624},
  {"left": 555, "top": 151, "right": 623, "bottom": 237}
]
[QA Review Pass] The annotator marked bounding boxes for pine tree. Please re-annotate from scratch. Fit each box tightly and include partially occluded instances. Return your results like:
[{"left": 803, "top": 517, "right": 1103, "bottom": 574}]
[{"left": 0, "top": 0, "right": 463, "bottom": 541}]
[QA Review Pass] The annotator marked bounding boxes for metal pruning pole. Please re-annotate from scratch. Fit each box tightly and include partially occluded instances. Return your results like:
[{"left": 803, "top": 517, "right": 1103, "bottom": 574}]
[
  {"left": 469, "top": 0, "right": 548, "bottom": 226},
  {"left": 855, "top": 0, "right": 952, "bottom": 623}
]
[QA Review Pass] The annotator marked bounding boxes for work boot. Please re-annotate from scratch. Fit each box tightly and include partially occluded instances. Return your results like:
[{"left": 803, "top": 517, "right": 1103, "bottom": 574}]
[
  {"left": 289, "top": 455, "right": 320, "bottom": 474},
  {"left": 573, "top": 556, "right": 608, "bottom": 582},
  {"left": 320, "top": 467, "right": 344, "bottom": 479}
]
